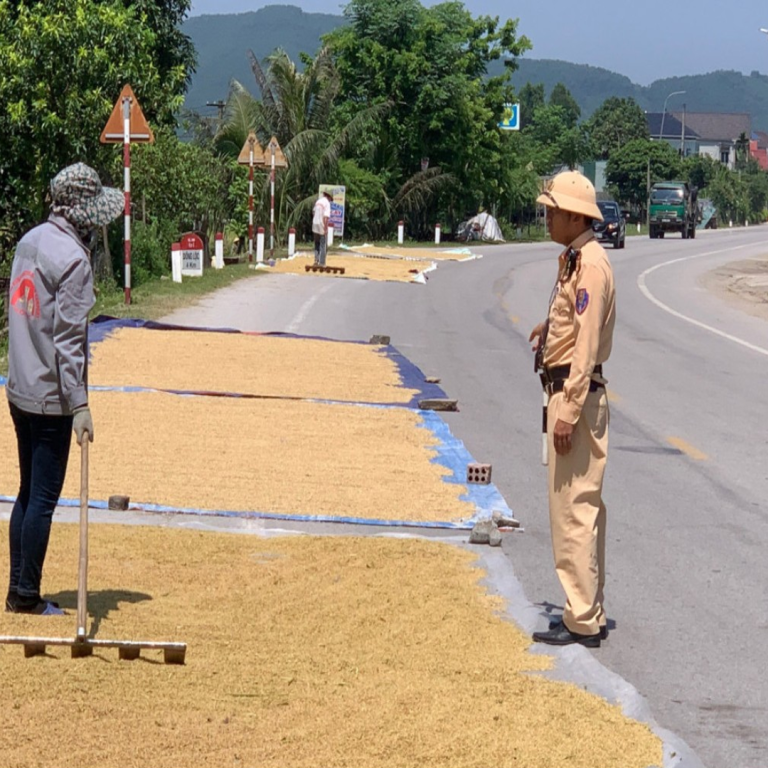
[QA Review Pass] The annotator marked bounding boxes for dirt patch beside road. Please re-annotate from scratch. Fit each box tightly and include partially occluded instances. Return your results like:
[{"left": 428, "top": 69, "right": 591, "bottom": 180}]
[{"left": 701, "top": 257, "right": 768, "bottom": 321}]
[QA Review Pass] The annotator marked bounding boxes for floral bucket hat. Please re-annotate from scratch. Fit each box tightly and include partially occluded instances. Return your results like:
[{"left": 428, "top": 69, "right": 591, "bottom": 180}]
[{"left": 50, "top": 163, "right": 124, "bottom": 229}]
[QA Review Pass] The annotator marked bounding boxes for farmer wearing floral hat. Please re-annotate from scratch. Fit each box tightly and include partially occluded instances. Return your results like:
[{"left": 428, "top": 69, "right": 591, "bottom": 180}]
[{"left": 5, "top": 163, "right": 123, "bottom": 615}]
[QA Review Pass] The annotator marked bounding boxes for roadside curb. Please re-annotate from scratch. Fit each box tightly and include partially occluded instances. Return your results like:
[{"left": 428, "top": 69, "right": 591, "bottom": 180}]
[{"left": 476, "top": 547, "right": 706, "bottom": 768}]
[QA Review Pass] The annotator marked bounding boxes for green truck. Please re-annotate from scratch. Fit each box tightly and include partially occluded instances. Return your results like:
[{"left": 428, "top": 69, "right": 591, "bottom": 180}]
[{"left": 648, "top": 181, "right": 699, "bottom": 239}]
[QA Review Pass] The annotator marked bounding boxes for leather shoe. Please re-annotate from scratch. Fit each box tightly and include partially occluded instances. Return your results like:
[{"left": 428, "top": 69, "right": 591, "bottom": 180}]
[
  {"left": 533, "top": 621, "right": 601, "bottom": 648},
  {"left": 549, "top": 617, "right": 607, "bottom": 640}
]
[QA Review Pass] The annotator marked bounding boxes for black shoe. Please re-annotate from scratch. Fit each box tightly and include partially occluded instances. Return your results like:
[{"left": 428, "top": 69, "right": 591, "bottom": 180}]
[
  {"left": 6, "top": 600, "right": 66, "bottom": 616},
  {"left": 533, "top": 621, "right": 601, "bottom": 648},
  {"left": 549, "top": 617, "right": 608, "bottom": 640}
]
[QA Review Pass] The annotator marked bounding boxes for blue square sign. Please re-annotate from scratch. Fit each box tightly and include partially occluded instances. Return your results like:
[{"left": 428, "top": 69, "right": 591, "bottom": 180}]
[{"left": 499, "top": 103, "right": 520, "bottom": 131}]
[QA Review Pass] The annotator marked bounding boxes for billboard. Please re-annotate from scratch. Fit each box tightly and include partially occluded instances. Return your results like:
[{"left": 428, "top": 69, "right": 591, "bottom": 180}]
[{"left": 319, "top": 184, "right": 346, "bottom": 239}]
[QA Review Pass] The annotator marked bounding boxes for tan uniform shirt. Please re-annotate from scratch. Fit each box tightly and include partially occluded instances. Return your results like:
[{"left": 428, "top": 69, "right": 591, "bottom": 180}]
[{"left": 543, "top": 229, "right": 615, "bottom": 425}]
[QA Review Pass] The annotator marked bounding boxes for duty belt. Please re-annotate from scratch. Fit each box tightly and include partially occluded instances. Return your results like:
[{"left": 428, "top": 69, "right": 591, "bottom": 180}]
[{"left": 539, "top": 364, "right": 604, "bottom": 396}]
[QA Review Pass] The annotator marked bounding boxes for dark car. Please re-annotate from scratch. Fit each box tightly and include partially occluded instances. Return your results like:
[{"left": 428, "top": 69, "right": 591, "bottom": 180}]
[{"left": 592, "top": 200, "right": 626, "bottom": 249}]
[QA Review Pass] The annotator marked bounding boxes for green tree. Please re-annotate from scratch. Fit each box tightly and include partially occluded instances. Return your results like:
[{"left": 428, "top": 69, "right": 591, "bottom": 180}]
[
  {"left": 744, "top": 166, "right": 768, "bottom": 221},
  {"left": 325, "top": 0, "right": 532, "bottom": 230},
  {"left": 584, "top": 97, "right": 649, "bottom": 160},
  {"left": 734, "top": 132, "right": 751, "bottom": 171},
  {"left": 707, "top": 167, "right": 749, "bottom": 224},
  {"left": 549, "top": 83, "right": 580, "bottom": 129},
  {"left": 522, "top": 104, "right": 592, "bottom": 172},
  {"left": 215, "top": 48, "right": 388, "bottom": 240},
  {"left": 606, "top": 138, "right": 681, "bottom": 211},
  {"left": 683, "top": 154, "right": 720, "bottom": 192},
  {"left": 113, "top": 0, "right": 196, "bottom": 99},
  {"left": 517, "top": 82, "right": 544, "bottom": 131},
  {"left": 0, "top": 0, "right": 193, "bottom": 261}
]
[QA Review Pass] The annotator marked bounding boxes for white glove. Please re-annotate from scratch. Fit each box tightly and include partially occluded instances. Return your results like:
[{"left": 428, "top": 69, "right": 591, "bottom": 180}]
[{"left": 72, "top": 406, "right": 94, "bottom": 445}]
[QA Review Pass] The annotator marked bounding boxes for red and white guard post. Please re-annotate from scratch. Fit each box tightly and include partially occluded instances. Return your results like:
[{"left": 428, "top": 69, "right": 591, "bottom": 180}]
[
  {"left": 237, "top": 132, "right": 265, "bottom": 263},
  {"left": 100, "top": 85, "right": 155, "bottom": 305}
]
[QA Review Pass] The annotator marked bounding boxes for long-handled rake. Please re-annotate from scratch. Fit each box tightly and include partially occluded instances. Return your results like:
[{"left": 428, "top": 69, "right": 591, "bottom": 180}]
[{"left": 0, "top": 434, "right": 187, "bottom": 664}]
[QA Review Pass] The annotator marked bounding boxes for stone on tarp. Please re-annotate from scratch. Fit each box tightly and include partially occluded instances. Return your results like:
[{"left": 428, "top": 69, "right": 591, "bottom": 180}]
[{"left": 469, "top": 520, "right": 495, "bottom": 545}]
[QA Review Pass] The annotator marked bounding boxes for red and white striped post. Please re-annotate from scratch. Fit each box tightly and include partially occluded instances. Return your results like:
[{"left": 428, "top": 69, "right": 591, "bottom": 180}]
[
  {"left": 434, "top": 223, "right": 441, "bottom": 244},
  {"left": 123, "top": 96, "right": 132, "bottom": 304},
  {"left": 269, "top": 140, "right": 276, "bottom": 260},
  {"left": 288, "top": 227, "right": 296, "bottom": 257},
  {"left": 248, "top": 143, "right": 255, "bottom": 263}
]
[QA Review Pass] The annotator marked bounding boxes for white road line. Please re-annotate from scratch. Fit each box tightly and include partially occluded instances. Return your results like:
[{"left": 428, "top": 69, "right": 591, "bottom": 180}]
[
  {"left": 285, "top": 282, "right": 335, "bottom": 333},
  {"left": 637, "top": 244, "right": 768, "bottom": 358}
]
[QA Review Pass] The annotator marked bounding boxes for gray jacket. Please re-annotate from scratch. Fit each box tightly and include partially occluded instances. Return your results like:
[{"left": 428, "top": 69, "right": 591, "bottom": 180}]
[{"left": 6, "top": 214, "right": 94, "bottom": 415}]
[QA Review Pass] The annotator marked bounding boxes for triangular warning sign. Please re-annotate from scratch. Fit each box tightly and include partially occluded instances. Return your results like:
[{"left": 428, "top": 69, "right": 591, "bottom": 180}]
[
  {"left": 265, "top": 136, "right": 288, "bottom": 168},
  {"left": 100, "top": 85, "right": 154, "bottom": 144},
  {"left": 237, "top": 132, "right": 266, "bottom": 165}
]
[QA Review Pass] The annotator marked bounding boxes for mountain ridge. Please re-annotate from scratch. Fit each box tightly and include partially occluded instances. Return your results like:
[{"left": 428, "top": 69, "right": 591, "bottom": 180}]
[{"left": 182, "top": 5, "right": 768, "bottom": 132}]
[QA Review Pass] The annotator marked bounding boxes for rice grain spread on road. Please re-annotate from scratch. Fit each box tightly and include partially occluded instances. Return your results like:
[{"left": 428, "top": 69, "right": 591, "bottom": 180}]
[
  {"left": 89, "top": 327, "right": 418, "bottom": 404},
  {"left": 0, "top": 527, "right": 662, "bottom": 768},
  {"left": 0, "top": 390, "right": 474, "bottom": 522},
  {"left": 265, "top": 253, "right": 431, "bottom": 282}
]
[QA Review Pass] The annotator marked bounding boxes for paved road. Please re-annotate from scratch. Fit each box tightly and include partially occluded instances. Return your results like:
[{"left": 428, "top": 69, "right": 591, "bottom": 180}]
[{"left": 165, "top": 227, "right": 768, "bottom": 768}]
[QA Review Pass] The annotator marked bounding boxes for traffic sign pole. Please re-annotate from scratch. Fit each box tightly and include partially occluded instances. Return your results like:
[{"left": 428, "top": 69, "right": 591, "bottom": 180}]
[
  {"left": 270, "top": 142, "right": 275, "bottom": 260},
  {"left": 269, "top": 141, "right": 277, "bottom": 259},
  {"left": 100, "top": 85, "right": 154, "bottom": 306},
  {"left": 123, "top": 96, "right": 132, "bottom": 305},
  {"left": 248, "top": 146, "right": 254, "bottom": 264}
]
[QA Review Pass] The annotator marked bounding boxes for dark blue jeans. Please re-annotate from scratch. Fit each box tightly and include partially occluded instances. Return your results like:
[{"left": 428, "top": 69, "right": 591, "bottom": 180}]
[
  {"left": 313, "top": 233, "right": 327, "bottom": 265},
  {"left": 8, "top": 403, "right": 73, "bottom": 605}
]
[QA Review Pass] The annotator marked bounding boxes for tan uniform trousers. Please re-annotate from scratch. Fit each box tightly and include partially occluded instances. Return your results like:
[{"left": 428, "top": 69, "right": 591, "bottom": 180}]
[{"left": 547, "top": 388, "right": 609, "bottom": 636}]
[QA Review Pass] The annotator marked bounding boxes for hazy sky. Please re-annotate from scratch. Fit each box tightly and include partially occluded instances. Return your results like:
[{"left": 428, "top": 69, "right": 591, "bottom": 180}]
[{"left": 189, "top": 0, "right": 768, "bottom": 86}]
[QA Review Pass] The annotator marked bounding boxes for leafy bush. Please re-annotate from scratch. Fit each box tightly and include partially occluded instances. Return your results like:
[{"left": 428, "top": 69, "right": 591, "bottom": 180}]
[{"left": 124, "top": 219, "right": 179, "bottom": 288}]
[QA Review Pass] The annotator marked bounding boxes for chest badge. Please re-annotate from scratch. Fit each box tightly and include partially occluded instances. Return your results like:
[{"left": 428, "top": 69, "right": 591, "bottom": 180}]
[{"left": 575, "top": 288, "right": 590, "bottom": 315}]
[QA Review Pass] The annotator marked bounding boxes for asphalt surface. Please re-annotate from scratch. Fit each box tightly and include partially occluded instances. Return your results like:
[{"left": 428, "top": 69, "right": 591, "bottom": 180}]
[{"left": 160, "top": 227, "right": 765, "bottom": 767}]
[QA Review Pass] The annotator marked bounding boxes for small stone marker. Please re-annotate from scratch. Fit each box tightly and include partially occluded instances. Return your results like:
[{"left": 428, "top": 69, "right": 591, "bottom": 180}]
[
  {"left": 369, "top": 334, "right": 390, "bottom": 345},
  {"left": 467, "top": 463, "right": 492, "bottom": 484},
  {"left": 418, "top": 398, "right": 458, "bottom": 412},
  {"left": 108, "top": 495, "right": 130, "bottom": 511}
]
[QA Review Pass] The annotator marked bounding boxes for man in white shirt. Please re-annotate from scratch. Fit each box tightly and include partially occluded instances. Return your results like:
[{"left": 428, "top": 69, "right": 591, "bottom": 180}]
[{"left": 312, "top": 191, "right": 332, "bottom": 265}]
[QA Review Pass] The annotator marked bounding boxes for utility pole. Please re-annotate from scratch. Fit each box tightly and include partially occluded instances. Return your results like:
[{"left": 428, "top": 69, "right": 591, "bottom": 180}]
[
  {"left": 206, "top": 100, "right": 226, "bottom": 124},
  {"left": 680, "top": 104, "right": 686, "bottom": 157},
  {"left": 646, "top": 157, "right": 651, "bottom": 232}
]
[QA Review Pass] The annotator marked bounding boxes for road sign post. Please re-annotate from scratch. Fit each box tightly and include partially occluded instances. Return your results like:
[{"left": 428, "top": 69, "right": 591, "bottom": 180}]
[
  {"left": 265, "top": 136, "right": 287, "bottom": 260},
  {"left": 123, "top": 97, "right": 131, "bottom": 304},
  {"left": 270, "top": 142, "right": 275, "bottom": 259},
  {"left": 100, "top": 85, "right": 155, "bottom": 305},
  {"left": 237, "top": 133, "right": 265, "bottom": 264}
]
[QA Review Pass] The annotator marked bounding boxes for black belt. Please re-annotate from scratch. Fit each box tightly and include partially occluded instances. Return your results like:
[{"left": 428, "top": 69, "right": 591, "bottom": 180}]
[{"left": 540, "top": 364, "right": 604, "bottom": 395}]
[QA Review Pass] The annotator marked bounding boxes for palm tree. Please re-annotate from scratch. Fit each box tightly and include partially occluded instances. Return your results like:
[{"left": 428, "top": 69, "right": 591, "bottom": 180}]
[{"left": 216, "top": 47, "right": 453, "bottom": 241}]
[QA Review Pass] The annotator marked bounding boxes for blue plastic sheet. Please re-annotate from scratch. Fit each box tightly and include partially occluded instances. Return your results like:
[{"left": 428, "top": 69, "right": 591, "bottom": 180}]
[{"left": 1, "top": 318, "right": 516, "bottom": 528}]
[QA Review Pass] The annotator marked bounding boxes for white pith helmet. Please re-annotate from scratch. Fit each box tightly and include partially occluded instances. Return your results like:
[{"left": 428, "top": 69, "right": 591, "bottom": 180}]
[{"left": 537, "top": 170, "right": 603, "bottom": 221}]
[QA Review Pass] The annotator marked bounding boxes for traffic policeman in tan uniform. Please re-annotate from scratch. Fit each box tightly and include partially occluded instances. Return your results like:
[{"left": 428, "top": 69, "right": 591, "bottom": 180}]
[{"left": 529, "top": 170, "right": 616, "bottom": 648}]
